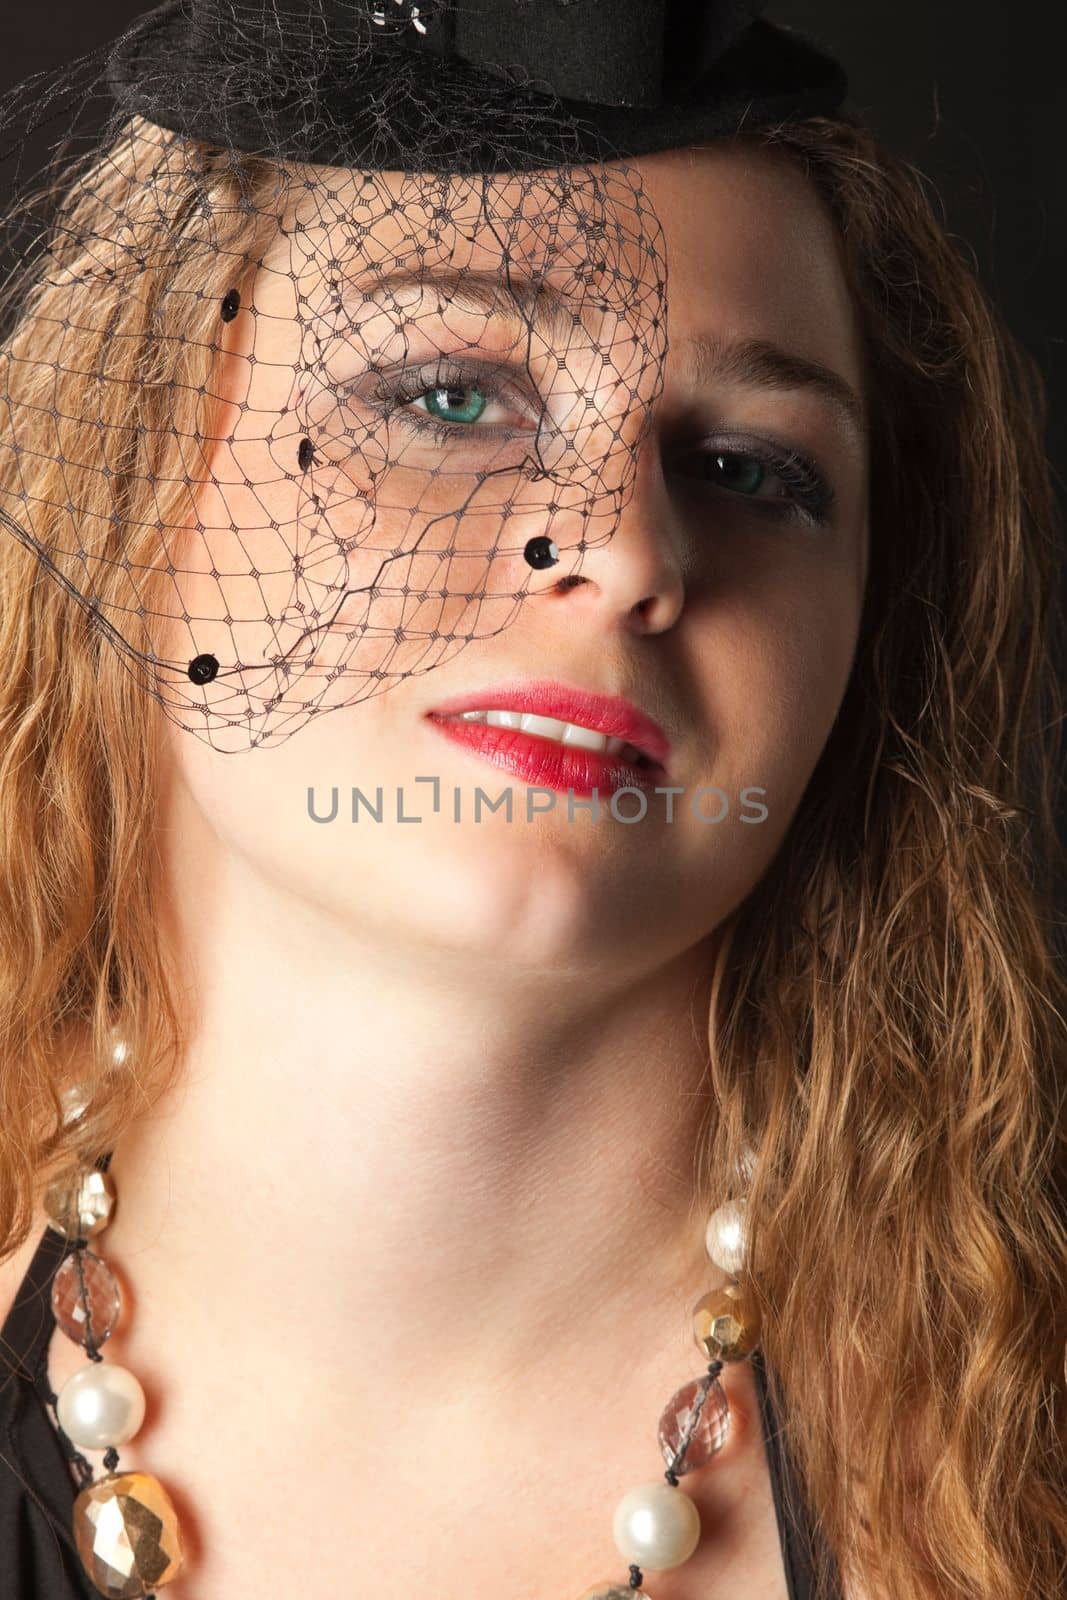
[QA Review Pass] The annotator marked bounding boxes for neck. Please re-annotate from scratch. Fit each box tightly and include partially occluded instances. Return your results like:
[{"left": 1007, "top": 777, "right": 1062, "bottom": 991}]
[{"left": 92, "top": 783, "right": 720, "bottom": 1423}]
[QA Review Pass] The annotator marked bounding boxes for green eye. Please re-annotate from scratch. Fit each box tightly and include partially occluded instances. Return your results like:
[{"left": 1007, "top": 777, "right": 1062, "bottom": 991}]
[
  {"left": 674, "top": 439, "right": 833, "bottom": 525},
  {"left": 422, "top": 384, "right": 489, "bottom": 425},
  {"left": 705, "top": 451, "right": 766, "bottom": 495}
]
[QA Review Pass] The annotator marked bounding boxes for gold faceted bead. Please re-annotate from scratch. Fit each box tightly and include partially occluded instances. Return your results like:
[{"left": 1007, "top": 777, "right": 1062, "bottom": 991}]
[
  {"left": 692, "top": 1277, "right": 761, "bottom": 1362},
  {"left": 73, "top": 1471, "right": 185, "bottom": 1597},
  {"left": 44, "top": 1167, "right": 116, "bottom": 1241}
]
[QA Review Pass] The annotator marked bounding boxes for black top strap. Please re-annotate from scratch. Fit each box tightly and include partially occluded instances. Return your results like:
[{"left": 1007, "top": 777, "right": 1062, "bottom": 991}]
[
  {"left": 751, "top": 1342, "right": 842, "bottom": 1600},
  {"left": 1, "top": 1225, "right": 68, "bottom": 1387},
  {"left": 0, "top": 1226, "right": 98, "bottom": 1595}
]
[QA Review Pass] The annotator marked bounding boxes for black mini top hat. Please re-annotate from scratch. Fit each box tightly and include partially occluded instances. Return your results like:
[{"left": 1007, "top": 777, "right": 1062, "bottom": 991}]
[{"left": 106, "top": 0, "right": 849, "bottom": 172}]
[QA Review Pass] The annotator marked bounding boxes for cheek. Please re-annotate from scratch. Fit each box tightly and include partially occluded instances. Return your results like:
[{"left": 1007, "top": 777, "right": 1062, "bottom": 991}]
[
  {"left": 690, "top": 555, "right": 863, "bottom": 833},
  {"left": 160, "top": 698, "right": 427, "bottom": 915}
]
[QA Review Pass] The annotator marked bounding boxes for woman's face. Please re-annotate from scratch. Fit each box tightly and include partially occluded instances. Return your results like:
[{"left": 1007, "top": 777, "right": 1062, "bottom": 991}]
[{"left": 158, "top": 142, "right": 868, "bottom": 979}]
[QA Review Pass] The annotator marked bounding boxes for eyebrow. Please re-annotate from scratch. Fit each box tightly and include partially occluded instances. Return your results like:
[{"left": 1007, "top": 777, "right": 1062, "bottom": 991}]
[
  {"left": 358, "top": 265, "right": 866, "bottom": 435},
  {"left": 361, "top": 264, "right": 592, "bottom": 345},
  {"left": 684, "top": 333, "right": 866, "bottom": 437}
]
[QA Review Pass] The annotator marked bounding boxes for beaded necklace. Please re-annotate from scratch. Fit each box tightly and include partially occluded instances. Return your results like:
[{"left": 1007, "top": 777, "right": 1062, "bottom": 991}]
[{"left": 44, "top": 1061, "right": 760, "bottom": 1599}]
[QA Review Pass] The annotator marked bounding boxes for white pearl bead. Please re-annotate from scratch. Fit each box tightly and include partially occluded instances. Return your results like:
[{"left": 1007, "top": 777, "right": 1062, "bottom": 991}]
[
  {"left": 56, "top": 1362, "right": 146, "bottom": 1450},
  {"left": 705, "top": 1198, "right": 748, "bottom": 1274},
  {"left": 612, "top": 1480, "right": 701, "bottom": 1570}
]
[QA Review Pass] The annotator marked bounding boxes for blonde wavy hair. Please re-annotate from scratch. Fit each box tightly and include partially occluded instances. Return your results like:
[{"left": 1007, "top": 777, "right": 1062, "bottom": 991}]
[{"left": 1, "top": 115, "right": 1064, "bottom": 1600}]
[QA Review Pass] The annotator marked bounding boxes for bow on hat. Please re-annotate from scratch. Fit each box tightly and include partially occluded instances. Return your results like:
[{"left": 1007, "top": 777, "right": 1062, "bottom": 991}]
[{"left": 388, "top": 0, "right": 769, "bottom": 109}]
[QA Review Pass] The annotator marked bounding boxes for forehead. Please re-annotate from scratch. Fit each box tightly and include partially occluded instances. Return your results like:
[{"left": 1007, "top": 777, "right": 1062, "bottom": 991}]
[
  {"left": 259, "top": 143, "right": 859, "bottom": 388},
  {"left": 270, "top": 156, "right": 661, "bottom": 316},
  {"left": 633, "top": 142, "right": 862, "bottom": 388}
]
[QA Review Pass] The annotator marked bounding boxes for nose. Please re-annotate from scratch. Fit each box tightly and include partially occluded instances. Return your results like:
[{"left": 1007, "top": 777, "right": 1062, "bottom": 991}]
[{"left": 544, "top": 427, "right": 688, "bottom": 637}]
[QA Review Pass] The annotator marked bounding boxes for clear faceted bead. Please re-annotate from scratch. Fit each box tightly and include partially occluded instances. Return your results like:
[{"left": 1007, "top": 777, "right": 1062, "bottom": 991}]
[
  {"left": 72, "top": 1471, "right": 185, "bottom": 1598},
  {"left": 60, "top": 1082, "right": 91, "bottom": 1127},
  {"left": 43, "top": 1168, "right": 116, "bottom": 1241},
  {"left": 658, "top": 1373, "right": 730, "bottom": 1473},
  {"left": 51, "top": 1248, "right": 121, "bottom": 1349}
]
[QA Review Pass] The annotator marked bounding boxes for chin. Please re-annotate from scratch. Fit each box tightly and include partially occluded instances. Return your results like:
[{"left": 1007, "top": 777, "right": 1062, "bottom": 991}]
[{"left": 337, "top": 825, "right": 632, "bottom": 972}]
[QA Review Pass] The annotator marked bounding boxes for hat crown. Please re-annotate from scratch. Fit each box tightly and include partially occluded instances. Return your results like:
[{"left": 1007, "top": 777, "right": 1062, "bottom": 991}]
[
  {"left": 145, "top": 0, "right": 771, "bottom": 109},
  {"left": 404, "top": 0, "right": 767, "bottom": 108}
]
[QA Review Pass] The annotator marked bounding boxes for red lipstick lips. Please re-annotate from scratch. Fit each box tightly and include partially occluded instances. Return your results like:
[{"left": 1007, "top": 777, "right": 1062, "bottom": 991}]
[{"left": 424, "top": 678, "right": 672, "bottom": 798}]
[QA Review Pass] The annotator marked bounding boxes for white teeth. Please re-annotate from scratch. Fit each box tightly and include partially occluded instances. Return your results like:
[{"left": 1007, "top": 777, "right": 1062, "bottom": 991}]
[
  {"left": 450, "top": 709, "right": 647, "bottom": 765},
  {"left": 561, "top": 722, "right": 607, "bottom": 751},
  {"left": 519, "top": 712, "right": 568, "bottom": 740}
]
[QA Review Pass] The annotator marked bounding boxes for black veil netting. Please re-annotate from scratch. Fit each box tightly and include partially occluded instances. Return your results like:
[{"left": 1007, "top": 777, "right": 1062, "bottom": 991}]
[{"left": 0, "top": 1, "right": 847, "bottom": 752}]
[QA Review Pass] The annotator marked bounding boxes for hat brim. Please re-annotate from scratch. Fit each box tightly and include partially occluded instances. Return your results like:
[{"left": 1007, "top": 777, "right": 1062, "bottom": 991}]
[{"left": 106, "top": 3, "right": 847, "bottom": 173}]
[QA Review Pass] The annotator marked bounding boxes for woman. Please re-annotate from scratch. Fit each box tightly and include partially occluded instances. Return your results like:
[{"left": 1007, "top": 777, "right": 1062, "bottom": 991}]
[{"left": 0, "top": 4, "right": 1063, "bottom": 1599}]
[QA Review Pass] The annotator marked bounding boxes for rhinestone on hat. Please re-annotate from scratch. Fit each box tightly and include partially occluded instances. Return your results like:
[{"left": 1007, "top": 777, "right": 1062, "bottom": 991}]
[{"left": 372, "top": 0, "right": 428, "bottom": 31}]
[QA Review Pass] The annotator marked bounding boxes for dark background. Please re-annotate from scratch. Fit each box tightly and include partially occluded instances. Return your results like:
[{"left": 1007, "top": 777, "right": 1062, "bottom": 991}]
[
  {"left": 2, "top": 4, "right": 1064, "bottom": 892},
  {"left": 777, "top": 1, "right": 1064, "bottom": 505}
]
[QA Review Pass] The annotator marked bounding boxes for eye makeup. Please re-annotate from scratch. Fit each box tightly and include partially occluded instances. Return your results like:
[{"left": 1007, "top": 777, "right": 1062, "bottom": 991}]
[{"left": 347, "top": 350, "right": 838, "bottom": 528}]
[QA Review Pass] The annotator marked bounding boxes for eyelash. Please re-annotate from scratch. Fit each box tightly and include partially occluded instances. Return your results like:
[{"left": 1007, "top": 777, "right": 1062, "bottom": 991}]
[{"left": 369, "top": 358, "right": 835, "bottom": 527}]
